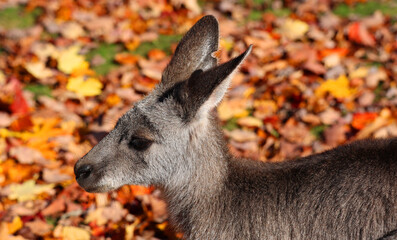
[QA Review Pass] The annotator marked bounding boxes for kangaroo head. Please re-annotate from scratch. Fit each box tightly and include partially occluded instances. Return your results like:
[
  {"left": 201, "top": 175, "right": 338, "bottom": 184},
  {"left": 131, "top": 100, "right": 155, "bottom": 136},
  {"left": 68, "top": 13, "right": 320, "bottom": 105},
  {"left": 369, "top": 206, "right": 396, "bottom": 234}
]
[{"left": 74, "top": 15, "right": 251, "bottom": 193}]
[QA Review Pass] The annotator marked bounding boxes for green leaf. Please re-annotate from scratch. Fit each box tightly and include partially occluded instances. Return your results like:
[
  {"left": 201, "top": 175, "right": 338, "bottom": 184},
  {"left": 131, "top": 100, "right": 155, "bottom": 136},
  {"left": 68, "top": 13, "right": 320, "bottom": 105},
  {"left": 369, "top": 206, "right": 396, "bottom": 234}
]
[
  {"left": 334, "top": 1, "right": 397, "bottom": 17},
  {"left": 266, "top": 8, "right": 291, "bottom": 17},
  {"left": 374, "top": 81, "right": 384, "bottom": 103},
  {"left": 223, "top": 118, "right": 239, "bottom": 131},
  {"left": 86, "top": 43, "right": 122, "bottom": 75},
  {"left": 45, "top": 216, "right": 58, "bottom": 227},
  {"left": 0, "top": 6, "right": 42, "bottom": 29},
  {"left": 270, "top": 129, "right": 280, "bottom": 138},
  {"left": 248, "top": 8, "right": 291, "bottom": 21},
  {"left": 310, "top": 125, "right": 328, "bottom": 139},
  {"left": 24, "top": 84, "right": 52, "bottom": 100},
  {"left": 131, "top": 34, "right": 182, "bottom": 56},
  {"left": 248, "top": 10, "right": 263, "bottom": 21}
]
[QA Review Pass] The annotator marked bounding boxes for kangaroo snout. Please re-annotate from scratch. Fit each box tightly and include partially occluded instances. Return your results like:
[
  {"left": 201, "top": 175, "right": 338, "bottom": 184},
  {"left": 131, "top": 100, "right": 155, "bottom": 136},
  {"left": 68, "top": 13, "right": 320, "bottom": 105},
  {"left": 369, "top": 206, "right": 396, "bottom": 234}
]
[{"left": 74, "top": 164, "right": 93, "bottom": 181}]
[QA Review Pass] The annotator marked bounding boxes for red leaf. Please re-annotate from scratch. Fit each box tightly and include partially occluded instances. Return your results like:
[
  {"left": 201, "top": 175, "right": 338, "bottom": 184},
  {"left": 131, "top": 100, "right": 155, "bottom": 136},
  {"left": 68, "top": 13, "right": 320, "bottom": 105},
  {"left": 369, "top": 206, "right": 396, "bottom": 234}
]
[
  {"left": 9, "top": 78, "right": 29, "bottom": 115},
  {"left": 352, "top": 112, "right": 378, "bottom": 130},
  {"left": 348, "top": 22, "right": 375, "bottom": 46}
]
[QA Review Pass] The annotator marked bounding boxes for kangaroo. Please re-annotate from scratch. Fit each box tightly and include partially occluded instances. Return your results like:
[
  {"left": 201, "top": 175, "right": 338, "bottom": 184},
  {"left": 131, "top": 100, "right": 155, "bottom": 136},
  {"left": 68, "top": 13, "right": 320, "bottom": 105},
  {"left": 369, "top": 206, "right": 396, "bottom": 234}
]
[{"left": 74, "top": 15, "right": 397, "bottom": 239}]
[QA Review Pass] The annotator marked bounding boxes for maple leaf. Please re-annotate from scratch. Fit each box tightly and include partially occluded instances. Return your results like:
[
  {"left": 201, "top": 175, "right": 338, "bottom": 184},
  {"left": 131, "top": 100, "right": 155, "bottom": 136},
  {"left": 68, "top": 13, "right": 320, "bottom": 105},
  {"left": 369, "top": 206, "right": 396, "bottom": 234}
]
[
  {"left": 57, "top": 45, "right": 87, "bottom": 74},
  {"left": 8, "top": 180, "right": 54, "bottom": 202},
  {"left": 25, "top": 62, "right": 54, "bottom": 79},
  {"left": 6, "top": 216, "right": 22, "bottom": 234},
  {"left": 352, "top": 112, "right": 378, "bottom": 130},
  {"left": 66, "top": 76, "right": 103, "bottom": 97},
  {"left": 61, "top": 226, "right": 90, "bottom": 240},
  {"left": 279, "top": 19, "right": 309, "bottom": 40},
  {"left": 315, "top": 75, "right": 356, "bottom": 99},
  {"left": 9, "top": 79, "right": 29, "bottom": 115}
]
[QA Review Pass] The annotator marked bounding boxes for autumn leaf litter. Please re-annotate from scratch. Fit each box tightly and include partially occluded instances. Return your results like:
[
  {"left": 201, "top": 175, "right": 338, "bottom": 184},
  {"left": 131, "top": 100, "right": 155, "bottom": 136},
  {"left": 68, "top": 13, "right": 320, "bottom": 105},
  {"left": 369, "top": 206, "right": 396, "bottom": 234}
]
[{"left": 0, "top": 0, "right": 396, "bottom": 239}]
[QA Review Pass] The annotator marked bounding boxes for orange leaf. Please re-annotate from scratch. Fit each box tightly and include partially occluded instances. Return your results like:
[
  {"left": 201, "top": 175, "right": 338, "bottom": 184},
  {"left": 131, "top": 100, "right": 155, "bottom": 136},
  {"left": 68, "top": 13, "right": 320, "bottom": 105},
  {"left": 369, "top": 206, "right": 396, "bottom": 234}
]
[
  {"left": 320, "top": 48, "right": 349, "bottom": 59},
  {"left": 130, "top": 185, "right": 153, "bottom": 196},
  {"left": 115, "top": 53, "right": 139, "bottom": 65},
  {"left": 352, "top": 112, "right": 378, "bottom": 130},
  {"left": 148, "top": 49, "right": 166, "bottom": 61}
]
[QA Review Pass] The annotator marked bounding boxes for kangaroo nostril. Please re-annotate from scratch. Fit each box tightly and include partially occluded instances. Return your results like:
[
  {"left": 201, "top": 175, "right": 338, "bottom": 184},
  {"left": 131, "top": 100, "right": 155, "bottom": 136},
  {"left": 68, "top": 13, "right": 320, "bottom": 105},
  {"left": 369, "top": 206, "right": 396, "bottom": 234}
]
[{"left": 75, "top": 165, "right": 93, "bottom": 180}]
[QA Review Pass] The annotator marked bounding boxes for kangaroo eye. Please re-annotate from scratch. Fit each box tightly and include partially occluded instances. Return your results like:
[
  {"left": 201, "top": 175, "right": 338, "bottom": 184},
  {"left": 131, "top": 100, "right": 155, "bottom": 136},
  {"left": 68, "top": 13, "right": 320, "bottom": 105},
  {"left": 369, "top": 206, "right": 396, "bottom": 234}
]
[{"left": 129, "top": 138, "right": 153, "bottom": 151}]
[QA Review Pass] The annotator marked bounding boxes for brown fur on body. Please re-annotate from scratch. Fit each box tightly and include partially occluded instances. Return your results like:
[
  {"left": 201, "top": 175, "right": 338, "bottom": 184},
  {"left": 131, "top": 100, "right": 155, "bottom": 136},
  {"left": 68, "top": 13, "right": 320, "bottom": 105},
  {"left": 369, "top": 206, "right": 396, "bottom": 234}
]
[{"left": 75, "top": 16, "right": 397, "bottom": 239}]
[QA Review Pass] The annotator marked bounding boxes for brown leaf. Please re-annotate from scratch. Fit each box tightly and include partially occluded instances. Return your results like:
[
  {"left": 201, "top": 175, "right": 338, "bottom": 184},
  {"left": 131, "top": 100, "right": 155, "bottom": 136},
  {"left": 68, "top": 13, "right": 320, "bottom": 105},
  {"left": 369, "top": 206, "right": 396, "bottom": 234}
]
[
  {"left": 324, "top": 124, "right": 348, "bottom": 147},
  {"left": 25, "top": 220, "right": 52, "bottom": 236},
  {"left": 41, "top": 197, "right": 66, "bottom": 216}
]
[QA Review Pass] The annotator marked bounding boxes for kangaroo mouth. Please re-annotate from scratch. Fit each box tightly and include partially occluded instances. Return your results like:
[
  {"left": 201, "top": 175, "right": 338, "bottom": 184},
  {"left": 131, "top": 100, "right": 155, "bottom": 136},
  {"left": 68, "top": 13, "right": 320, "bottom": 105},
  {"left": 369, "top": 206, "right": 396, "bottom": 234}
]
[
  {"left": 76, "top": 173, "right": 114, "bottom": 193},
  {"left": 77, "top": 178, "right": 114, "bottom": 193}
]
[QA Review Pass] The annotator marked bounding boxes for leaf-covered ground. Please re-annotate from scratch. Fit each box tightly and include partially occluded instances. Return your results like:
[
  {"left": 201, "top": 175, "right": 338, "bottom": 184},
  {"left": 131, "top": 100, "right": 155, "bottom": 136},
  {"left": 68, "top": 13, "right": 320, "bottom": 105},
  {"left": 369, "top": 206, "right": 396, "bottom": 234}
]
[{"left": 0, "top": 0, "right": 396, "bottom": 239}]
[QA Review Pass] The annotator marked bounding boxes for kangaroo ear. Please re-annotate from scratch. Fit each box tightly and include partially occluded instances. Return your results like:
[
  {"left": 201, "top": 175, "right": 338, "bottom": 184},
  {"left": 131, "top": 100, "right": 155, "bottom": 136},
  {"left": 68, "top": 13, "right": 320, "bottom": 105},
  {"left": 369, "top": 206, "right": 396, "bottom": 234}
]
[
  {"left": 161, "top": 15, "right": 219, "bottom": 88},
  {"left": 183, "top": 45, "right": 252, "bottom": 120}
]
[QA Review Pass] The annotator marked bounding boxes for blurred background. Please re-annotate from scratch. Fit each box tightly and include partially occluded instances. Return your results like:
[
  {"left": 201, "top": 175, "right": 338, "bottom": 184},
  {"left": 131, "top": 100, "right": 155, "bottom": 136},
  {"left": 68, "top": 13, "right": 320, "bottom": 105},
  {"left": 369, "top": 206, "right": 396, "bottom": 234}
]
[{"left": 0, "top": 0, "right": 396, "bottom": 239}]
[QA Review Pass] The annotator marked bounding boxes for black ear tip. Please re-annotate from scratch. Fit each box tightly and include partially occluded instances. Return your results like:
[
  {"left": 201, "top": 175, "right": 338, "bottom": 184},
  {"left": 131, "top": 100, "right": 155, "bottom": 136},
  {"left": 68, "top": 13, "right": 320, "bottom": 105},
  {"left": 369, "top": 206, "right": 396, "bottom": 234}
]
[
  {"left": 194, "top": 15, "right": 219, "bottom": 32},
  {"left": 199, "top": 15, "right": 218, "bottom": 24},
  {"left": 245, "top": 45, "right": 253, "bottom": 56}
]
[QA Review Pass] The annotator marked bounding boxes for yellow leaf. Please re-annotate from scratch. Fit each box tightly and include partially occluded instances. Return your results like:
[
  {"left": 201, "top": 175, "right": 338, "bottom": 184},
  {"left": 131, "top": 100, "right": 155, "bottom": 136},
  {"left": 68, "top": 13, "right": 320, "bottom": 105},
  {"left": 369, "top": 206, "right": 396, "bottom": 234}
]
[
  {"left": 66, "top": 76, "right": 103, "bottom": 97},
  {"left": 25, "top": 62, "right": 54, "bottom": 79},
  {"left": 0, "top": 70, "right": 5, "bottom": 84},
  {"left": 350, "top": 66, "right": 369, "bottom": 79},
  {"left": 220, "top": 39, "right": 234, "bottom": 51},
  {"left": 57, "top": 45, "right": 86, "bottom": 74},
  {"left": 218, "top": 98, "right": 250, "bottom": 121},
  {"left": 279, "top": 19, "right": 309, "bottom": 40},
  {"left": 315, "top": 75, "right": 356, "bottom": 99},
  {"left": 9, "top": 180, "right": 54, "bottom": 202},
  {"left": 7, "top": 217, "right": 22, "bottom": 234},
  {"left": 62, "top": 226, "right": 90, "bottom": 240}
]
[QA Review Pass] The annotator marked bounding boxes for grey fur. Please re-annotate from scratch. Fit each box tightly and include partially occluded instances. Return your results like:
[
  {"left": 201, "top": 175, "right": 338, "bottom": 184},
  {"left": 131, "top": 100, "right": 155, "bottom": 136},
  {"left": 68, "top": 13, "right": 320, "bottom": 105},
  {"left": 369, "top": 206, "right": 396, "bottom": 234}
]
[{"left": 75, "top": 15, "right": 397, "bottom": 239}]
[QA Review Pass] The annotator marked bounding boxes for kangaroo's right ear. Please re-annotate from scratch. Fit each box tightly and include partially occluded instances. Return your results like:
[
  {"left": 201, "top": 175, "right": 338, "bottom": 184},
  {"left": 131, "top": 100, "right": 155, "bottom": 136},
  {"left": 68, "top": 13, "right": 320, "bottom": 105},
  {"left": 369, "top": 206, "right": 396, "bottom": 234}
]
[{"left": 161, "top": 15, "right": 219, "bottom": 88}]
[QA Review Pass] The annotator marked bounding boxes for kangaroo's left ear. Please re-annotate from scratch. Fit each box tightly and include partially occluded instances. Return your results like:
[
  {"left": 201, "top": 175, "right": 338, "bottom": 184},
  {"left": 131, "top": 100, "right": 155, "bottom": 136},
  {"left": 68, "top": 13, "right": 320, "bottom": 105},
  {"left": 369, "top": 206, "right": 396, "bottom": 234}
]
[{"left": 183, "top": 45, "right": 252, "bottom": 120}]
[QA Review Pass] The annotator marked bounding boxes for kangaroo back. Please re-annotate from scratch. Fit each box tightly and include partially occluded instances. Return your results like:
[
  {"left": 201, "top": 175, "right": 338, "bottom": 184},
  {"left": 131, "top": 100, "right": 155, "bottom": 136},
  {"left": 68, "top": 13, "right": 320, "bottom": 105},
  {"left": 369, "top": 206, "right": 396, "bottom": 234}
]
[{"left": 75, "top": 16, "right": 397, "bottom": 239}]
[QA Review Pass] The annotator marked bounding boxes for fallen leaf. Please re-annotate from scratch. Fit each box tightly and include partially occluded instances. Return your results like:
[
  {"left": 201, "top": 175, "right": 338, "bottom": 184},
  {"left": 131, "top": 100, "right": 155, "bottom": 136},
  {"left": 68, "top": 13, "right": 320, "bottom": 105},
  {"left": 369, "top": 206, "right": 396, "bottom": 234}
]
[
  {"left": 352, "top": 112, "right": 378, "bottom": 130},
  {"left": 0, "top": 112, "right": 12, "bottom": 128},
  {"left": 315, "top": 75, "right": 356, "bottom": 99},
  {"left": 7, "top": 216, "right": 23, "bottom": 234},
  {"left": 227, "top": 129, "right": 257, "bottom": 142},
  {"left": 218, "top": 98, "right": 250, "bottom": 121},
  {"left": 41, "top": 196, "right": 65, "bottom": 216},
  {"left": 42, "top": 168, "right": 72, "bottom": 183},
  {"left": 319, "top": 108, "right": 341, "bottom": 125},
  {"left": 253, "top": 100, "right": 277, "bottom": 119},
  {"left": 9, "top": 79, "right": 29, "bottom": 115},
  {"left": 61, "top": 22, "right": 85, "bottom": 39},
  {"left": 66, "top": 76, "right": 103, "bottom": 97},
  {"left": 237, "top": 117, "right": 263, "bottom": 128},
  {"left": 9, "top": 146, "right": 46, "bottom": 164},
  {"left": 324, "top": 124, "right": 348, "bottom": 146},
  {"left": 25, "top": 62, "right": 54, "bottom": 79},
  {"left": 61, "top": 226, "right": 90, "bottom": 240},
  {"left": 9, "top": 180, "right": 54, "bottom": 202},
  {"left": 0, "top": 70, "right": 5, "bottom": 84},
  {"left": 25, "top": 219, "right": 52, "bottom": 236},
  {"left": 348, "top": 22, "right": 375, "bottom": 46},
  {"left": 279, "top": 19, "right": 309, "bottom": 40},
  {"left": 57, "top": 45, "right": 86, "bottom": 74}
]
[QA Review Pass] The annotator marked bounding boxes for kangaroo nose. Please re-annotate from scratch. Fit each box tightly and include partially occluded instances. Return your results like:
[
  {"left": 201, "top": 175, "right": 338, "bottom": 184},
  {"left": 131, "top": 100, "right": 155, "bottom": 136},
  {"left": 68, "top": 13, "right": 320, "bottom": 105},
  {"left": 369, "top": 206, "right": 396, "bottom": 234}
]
[{"left": 75, "top": 164, "right": 93, "bottom": 180}]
